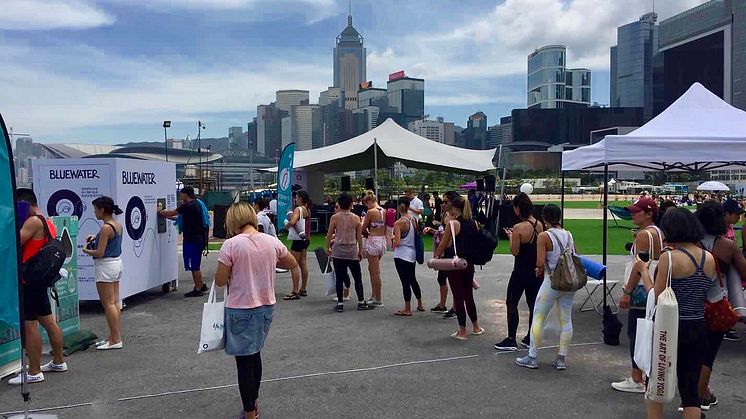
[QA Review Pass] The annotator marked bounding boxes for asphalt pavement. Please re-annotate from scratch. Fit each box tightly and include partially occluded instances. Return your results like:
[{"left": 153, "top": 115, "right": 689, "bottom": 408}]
[{"left": 2, "top": 253, "right": 745, "bottom": 419}]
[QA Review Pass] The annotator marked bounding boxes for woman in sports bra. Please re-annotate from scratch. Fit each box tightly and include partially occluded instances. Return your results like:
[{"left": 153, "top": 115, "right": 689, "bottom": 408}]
[
  {"left": 285, "top": 190, "right": 311, "bottom": 299},
  {"left": 495, "top": 193, "right": 543, "bottom": 351},
  {"left": 82, "top": 196, "right": 124, "bottom": 351},
  {"left": 361, "top": 191, "right": 386, "bottom": 306}
]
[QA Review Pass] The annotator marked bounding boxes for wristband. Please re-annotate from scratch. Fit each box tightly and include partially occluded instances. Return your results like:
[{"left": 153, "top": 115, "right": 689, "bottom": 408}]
[{"left": 622, "top": 288, "right": 633, "bottom": 296}]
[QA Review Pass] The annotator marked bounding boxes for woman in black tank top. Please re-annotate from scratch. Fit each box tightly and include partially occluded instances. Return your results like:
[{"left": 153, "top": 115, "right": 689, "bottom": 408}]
[{"left": 495, "top": 193, "right": 543, "bottom": 351}]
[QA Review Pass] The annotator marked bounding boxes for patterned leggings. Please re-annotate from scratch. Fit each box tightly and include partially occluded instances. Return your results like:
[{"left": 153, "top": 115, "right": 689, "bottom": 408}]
[{"left": 528, "top": 279, "right": 575, "bottom": 358}]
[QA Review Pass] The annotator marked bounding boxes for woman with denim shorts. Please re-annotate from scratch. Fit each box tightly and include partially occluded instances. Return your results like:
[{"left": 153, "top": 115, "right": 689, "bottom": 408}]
[{"left": 215, "top": 202, "right": 300, "bottom": 419}]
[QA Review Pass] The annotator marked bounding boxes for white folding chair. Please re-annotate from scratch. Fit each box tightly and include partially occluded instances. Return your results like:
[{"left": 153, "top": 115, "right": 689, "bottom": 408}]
[{"left": 579, "top": 279, "right": 619, "bottom": 315}]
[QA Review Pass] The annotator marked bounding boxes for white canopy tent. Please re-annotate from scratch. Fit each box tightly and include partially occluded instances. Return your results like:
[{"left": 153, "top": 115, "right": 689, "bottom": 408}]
[{"left": 562, "top": 83, "right": 746, "bottom": 172}]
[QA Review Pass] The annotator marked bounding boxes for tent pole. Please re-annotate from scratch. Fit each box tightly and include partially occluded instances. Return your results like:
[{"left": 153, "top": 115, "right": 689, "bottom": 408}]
[
  {"left": 373, "top": 137, "right": 379, "bottom": 197},
  {"left": 496, "top": 144, "right": 506, "bottom": 243},
  {"left": 560, "top": 172, "right": 565, "bottom": 225},
  {"left": 603, "top": 164, "right": 609, "bottom": 308}
]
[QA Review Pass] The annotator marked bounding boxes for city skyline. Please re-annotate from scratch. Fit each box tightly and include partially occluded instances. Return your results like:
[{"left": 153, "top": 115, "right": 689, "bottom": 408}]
[{"left": 0, "top": 0, "right": 708, "bottom": 144}]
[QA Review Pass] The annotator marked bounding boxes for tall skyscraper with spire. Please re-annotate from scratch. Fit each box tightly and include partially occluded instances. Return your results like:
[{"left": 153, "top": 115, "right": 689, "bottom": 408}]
[{"left": 334, "top": 2, "right": 366, "bottom": 110}]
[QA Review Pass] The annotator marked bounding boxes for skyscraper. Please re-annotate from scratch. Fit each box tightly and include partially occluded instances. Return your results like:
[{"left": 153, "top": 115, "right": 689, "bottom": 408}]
[
  {"left": 527, "top": 45, "right": 591, "bottom": 109},
  {"left": 464, "top": 112, "right": 488, "bottom": 149},
  {"left": 334, "top": 8, "right": 366, "bottom": 110},
  {"left": 386, "top": 74, "right": 425, "bottom": 126},
  {"left": 276, "top": 90, "right": 309, "bottom": 113},
  {"left": 610, "top": 12, "right": 658, "bottom": 120}
]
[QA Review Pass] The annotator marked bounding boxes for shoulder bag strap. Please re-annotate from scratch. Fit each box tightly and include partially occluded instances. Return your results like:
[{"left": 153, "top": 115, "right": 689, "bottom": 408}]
[
  {"left": 666, "top": 250, "right": 673, "bottom": 289},
  {"left": 36, "top": 215, "right": 53, "bottom": 241},
  {"left": 449, "top": 220, "right": 458, "bottom": 256},
  {"left": 546, "top": 229, "right": 564, "bottom": 254}
]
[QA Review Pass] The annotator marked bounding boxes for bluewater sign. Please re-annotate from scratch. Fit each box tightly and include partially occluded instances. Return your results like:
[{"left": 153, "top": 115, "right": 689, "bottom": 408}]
[
  {"left": 44, "top": 216, "right": 80, "bottom": 339},
  {"left": 276, "top": 143, "right": 295, "bottom": 230}
]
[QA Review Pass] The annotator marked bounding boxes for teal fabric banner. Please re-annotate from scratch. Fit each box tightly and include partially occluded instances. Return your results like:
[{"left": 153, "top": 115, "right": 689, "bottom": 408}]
[
  {"left": 0, "top": 113, "right": 21, "bottom": 371},
  {"left": 276, "top": 143, "right": 295, "bottom": 230}
]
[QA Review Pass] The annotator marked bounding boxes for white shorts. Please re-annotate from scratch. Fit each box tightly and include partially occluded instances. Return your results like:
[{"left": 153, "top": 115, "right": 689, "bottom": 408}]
[
  {"left": 95, "top": 257, "right": 123, "bottom": 283},
  {"left": 366, "top": 235, "right": 387, "bottom": 258}
]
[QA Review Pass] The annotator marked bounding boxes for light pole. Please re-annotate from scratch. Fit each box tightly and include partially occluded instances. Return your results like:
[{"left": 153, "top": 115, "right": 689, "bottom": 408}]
[
  {"left": 248, "top": 122, "right": 255, "bottom": 192},
  {"left": 163, "top": 121, "right": 171, "bottom": 162},
  {"left": 197, "top": 121, "right": 205, "bottom": 193}
]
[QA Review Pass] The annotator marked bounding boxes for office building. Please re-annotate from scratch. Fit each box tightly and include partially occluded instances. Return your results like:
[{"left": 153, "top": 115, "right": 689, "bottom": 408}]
[
  {"left": 487, "top": 116, "right": 513, "bottom": 149},
  {"left": 281, "top": 116, "right": 292, "bottom": 149},
  {"left": 334, "top": 10, "right": 366, "bottom": 110},
  {"left": 356, "top": 85, "right": 388, "bottom": 131},
  {"left": 228, "top": 126, "right": 243, "bottom": 149},
  {"left": 276, "top": 90, "right": 309, "bottom": 113},
  {"left": 610, "top": 13, "right": 659, "bottom": 120},
  {"left": 653, "top": 0, "right": 745, "bottom": 114},
  {"left": 319, "top": 87, "right": 342, "bottom": 107},
  {"left": 408, "top": 117, "right": 455, "bottom": 145},
  {"left": 463, "top": 111, "right": 488, "bottom": 149},
  {"left": 386, "top": 73, "right": 425, "bottom": 126},
  {"left": 291, "top": 104, "right": 322, "bottom": 151},
  {"left": 256, "top": 103, "right": 283, "bottom": 158},
  {"left": 527, "top": 45, "right": 591, "bottom": 109},
  {"left": 247, "top": 120, "right": 257, "bottom": 152}
]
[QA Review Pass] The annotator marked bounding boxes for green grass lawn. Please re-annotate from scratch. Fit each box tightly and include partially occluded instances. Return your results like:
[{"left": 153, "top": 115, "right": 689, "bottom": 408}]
[
  {"left": 205, "top": 218, "right": 636, "bottom": 255},
  {"left": 535, "top": 200, "right": 632, "bottom": 209}
]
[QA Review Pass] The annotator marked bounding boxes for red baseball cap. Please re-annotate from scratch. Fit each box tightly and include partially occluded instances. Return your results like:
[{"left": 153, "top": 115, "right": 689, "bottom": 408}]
[{"left": 626, "top": 198, "right": 658, "bottom": 215}]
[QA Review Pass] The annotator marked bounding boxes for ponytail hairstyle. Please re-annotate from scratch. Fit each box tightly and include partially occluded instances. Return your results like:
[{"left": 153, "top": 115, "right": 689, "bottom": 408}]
[
  {"left": 92, "top": 196, "right": 123, "bottom": 215},
  {"left": 296, "top": 190, "right": 312, "bottom": 208},
  {"left": 451, "top": 195, "right": 472, "bottom": 220},
  {"left": 512, "top": 192, "right": 533, "bottom": 220},
  {"left": 363, "top": 190, "right": 378, "bottom": 204}
]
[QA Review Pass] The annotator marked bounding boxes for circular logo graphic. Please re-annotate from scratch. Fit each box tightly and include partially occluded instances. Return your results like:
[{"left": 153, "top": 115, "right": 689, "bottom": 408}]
[
  {"left": 279, "top": 168, "right": 291, "bottom": 191},
  {"left": 47, "top": 189, "right": 84, "bottom": 219},
  {"left": 125, "top": 196, "right": 147, "bottom": 240}
]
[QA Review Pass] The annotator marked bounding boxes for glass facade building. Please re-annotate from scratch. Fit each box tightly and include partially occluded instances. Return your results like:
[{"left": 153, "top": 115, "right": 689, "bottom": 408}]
[
  {"left": 334, "top": 13, "right": 366, "bottom": 110},
  {"left": 386, "top": 77, "right": 425, "bottom": 126},
  {"left": 527, "top": 45, "right": 591, "bottom": 109}
]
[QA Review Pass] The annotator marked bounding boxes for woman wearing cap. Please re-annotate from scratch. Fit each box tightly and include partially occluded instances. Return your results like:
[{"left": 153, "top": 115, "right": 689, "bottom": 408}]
[{"left": 612, "top": 197, "right": 664, "bottom": 393}]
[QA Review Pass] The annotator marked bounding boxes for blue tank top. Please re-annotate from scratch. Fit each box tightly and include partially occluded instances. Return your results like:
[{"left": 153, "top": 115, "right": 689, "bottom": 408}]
[
  {"left": 95, "top": 223, "right": 122, "bottom": 258},
  {"left": 670, "top": 248, "right": 715, "bottom": 321}
]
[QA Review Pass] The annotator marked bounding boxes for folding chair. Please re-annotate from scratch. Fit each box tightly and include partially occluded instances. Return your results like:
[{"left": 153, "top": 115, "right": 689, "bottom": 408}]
[
  {"left": 607, "top": 206, "right": 632, "bottom": 228},
  {"left": 579, "top": 279, "right": 619, "bottom": 315}
]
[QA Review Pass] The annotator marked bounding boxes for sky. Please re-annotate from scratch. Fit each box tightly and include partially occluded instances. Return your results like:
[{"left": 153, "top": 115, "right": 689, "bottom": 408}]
[{"left": 0, "top": 0, "right": 709, "bottom": 145}]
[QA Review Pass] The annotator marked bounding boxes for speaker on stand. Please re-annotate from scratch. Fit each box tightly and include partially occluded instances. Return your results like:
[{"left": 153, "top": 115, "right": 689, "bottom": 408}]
[
  {"left": 365, "top": 177, "right": 375, "bottom": 191},
  {"left": 341, "top": 176, "right": 351, "bottom": 192}
]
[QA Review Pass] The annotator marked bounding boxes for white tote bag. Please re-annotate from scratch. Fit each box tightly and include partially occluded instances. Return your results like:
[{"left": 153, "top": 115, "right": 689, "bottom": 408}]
[
  {"left": 646, "top": 252, "right": 679, "bottom": 403},
  {"left": 197, "top": 282, "right": 227, "bottom": 354},
  {"left": 633, "top": 288, "right": 656, "bottom": 377},
  {"left": 623, "top": 229, "right": 661, "bottom": 285},
  {"left": 323, "top": 257, "right": 336, "bottom": 297}
]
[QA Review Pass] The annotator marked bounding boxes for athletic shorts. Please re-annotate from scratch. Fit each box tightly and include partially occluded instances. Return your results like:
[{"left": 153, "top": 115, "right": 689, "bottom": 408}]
[
  {"left": 291, "top": 239, "right": 310, "bottom": 252},
  {"left": 23, "top": 286, "right": 52, "bottom": 321},
  {"left": 183, "top": 241, "right": 204, "bottom": 272},
  {"left": 366, "top": 236, "right": 386, "bottom": 258},
  {"left": 95, "top": 257, "right": 123, "bottom": 283}
]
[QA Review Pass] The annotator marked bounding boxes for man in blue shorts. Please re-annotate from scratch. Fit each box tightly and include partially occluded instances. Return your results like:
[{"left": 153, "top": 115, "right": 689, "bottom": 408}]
[{"left": 159, "top": 186, "right": 208, "bottom": 297}]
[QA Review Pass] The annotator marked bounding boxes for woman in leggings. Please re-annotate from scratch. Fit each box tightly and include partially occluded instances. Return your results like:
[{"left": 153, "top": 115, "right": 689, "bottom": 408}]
[
  {"left": 424, "top": 191, "right": 457, "bottom": 317},
  {"left": 435, "top": 195, "right": 483, "bottom": 340},
  {"left": 695, "top": 201, "right": 746, "bottom": 411},
  {"left": 495, "top": 193, "right": 543, "bottom": 351},
  {"left": 326, "top": 193, "right": 375, "bottom": 312},
  {"left": 515, "top": 204, "right": 576, "bottom": 370},
  {"left": 285, "top": 190, "right": 311, "bottom": 299},
  {"left": 362, "top": 191, "right": 386, "bottom": 306},
  {"left": 393, "top": 197, "right": 424, "bottom": 316},
  {"left": 638, "top": 208, "right": 716, "bottom": 419}
]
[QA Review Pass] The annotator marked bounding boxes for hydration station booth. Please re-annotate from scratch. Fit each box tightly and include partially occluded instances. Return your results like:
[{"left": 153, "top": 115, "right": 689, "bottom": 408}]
[{"left": 33, "top": 158, "right": 178, "bottom": 301}]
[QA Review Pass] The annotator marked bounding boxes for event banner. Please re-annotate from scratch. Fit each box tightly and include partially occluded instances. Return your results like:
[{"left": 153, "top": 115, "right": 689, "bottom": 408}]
[
  {"left": 276, "top": 143, "right": 295, "bottom": 230},
  {"left": 0, "top": 113, "right": 21, "bottom": 378}
]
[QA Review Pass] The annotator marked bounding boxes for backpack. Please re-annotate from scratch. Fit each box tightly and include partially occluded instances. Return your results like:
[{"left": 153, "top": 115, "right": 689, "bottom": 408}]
[
  {"left": 546, "top": 229, "right": 587, "bottom": 292},
  {"left": 21, "top": 216, "right": 66, "bottom": 289},
  {"left": 465, "top": 221, "right": 497, "bottom": 266}
]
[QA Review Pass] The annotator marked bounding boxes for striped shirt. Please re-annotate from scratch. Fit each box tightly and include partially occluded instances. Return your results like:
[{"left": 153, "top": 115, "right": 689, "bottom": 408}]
[{"left": 670, "top": 248, "right": 715, "bottom": 320}]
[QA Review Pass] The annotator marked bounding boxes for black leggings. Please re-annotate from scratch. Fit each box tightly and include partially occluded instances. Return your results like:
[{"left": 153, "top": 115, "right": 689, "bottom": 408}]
[
  {"left": 332, "top": 258, "right": 364, "bottom": 303},
  {"left": 394, "top": 258, "right": 421, "bottom": 302},
  {"left": 448, "top": 264, "right": 477, "bottom": 327},
  {"left": 703, "top": 329, "right": 725, "bottom": 369},
  {"left": 677, "top": 319, "right": 707, "bottom": 408},
  {"left": 506, "top": 269, "right": 541, "bottom": 340},
  {"left": 235, "top": 353, "right": 262, "bottom": 413}
]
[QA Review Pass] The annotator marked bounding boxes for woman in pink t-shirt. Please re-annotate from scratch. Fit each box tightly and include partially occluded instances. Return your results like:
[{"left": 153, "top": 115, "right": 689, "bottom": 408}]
[{"left": 215, "top": 202, "right": 299, "bottom": 419}]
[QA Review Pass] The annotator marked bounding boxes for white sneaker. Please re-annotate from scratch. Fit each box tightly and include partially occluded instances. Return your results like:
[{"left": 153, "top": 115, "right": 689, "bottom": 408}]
[
  {"left": 41, "top": 361, "right": 68, "bottom": 373},
  {"left": 97, "top": 341, "right": 123, "bottom": 350},
  {"left": 611, "top": 377, "right": 645, "bottom": 393},
  {"left": 8, "top": 372, "right": 44, "bottom": 386}
]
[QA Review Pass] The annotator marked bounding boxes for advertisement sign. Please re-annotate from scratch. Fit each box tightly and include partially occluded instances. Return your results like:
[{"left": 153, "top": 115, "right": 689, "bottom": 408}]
[
  {"left": 388, "top": 70, "right": 405, "bottom": 81},
  {"left": 0, "top": 114, "right": 21, "bottom": 378},
  {"left": 33, "top": 158, "right": 177, "bottom": 300},
  {"left": 276, "top": 143, "right": 295, "bottom": 230},
  {"left": 48, "top": 216, "right": 80, "bottom": 337}
]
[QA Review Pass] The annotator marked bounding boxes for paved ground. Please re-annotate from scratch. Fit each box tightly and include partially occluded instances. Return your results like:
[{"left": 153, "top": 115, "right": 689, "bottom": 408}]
[{"left": 2, "top": 253, "right": 745, "bottom": 419}]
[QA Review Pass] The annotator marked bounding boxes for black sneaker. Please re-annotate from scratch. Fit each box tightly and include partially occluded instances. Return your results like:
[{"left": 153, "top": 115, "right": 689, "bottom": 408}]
[
  {"left": 184, "top": 288, "right": 204, "bottom": 298},
  {"left": 199, "top": 284, "right": 209, "bottom": 293},
  {"left": 443, "top": 309, "right": 457, "bottom": 319},
  {"left": 357, "top": 302, "right": 375, "bottom": 311},
  {"left": 724, "top": 330, "right": 741, "bottom": 342},
  {"left": 701, "top": 393, "right": 717, "bottom": 411},
  {"left": 430, "top": 304, "right": 448, "bottom": 313},
  {"left": 521, "top": 335, "right": 531, "bottom": 348},
  {"left": 335, "top": 304, "right": 344, "bottom": 313},
  {"left": 494, "top": 337, "right": 518, "bottom": 351}
]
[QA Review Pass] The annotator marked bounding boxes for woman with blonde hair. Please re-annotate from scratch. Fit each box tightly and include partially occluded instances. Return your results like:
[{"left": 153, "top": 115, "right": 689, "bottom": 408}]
[
  {"left": 216, "top": 202, "right": 300, "bottom": 419},
  {"left": 362, "top": 191, "right": 386, "bottom": 306}
]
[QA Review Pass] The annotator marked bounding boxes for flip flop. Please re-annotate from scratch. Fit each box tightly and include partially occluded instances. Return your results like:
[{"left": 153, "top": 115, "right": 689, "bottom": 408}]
[
  {"left": 450, "top": 332, "right": 468, "bottom": 341},
  {"left": 283, "top": 292, "right": 301, "bottom": 301},
  {"left": 394, "top": 311, "right": 412, "bottom": 317},
  {"left": 416, "top": 307, "right": 426, "bottom": 312},
  {"left": 472, "top": 327, "right": 485, "bottom": 336}
]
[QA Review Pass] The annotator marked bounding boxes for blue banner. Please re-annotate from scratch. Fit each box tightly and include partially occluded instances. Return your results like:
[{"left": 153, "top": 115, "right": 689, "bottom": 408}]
[
  {"left": 0, "top": 113, "right": 21, "bottom": 372},
  {"left": 276, "top": 143, "right": 295, "bottom": 231}
]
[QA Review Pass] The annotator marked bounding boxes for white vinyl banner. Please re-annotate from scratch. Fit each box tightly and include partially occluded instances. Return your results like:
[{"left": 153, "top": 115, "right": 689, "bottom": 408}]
[{"left": 33, "top": 158, "right": 177, "bottom": 300}]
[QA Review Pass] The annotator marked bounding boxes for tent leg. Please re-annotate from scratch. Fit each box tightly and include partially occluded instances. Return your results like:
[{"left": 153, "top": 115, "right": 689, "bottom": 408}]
[
  {"left": 560, "top": 172, "right": 565, "bottom": 225},
  {"left": 603, "top": 164, "right": 609, "bottom": 308},
  {"left": 373, "top": 138, "right": 378, "bottom": 197}
]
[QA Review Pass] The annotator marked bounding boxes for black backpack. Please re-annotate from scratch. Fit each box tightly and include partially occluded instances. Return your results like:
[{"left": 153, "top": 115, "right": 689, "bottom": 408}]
[
  {"left": 21, "top": 216, "right": 65, "bottom": 289},
  {"left": 465, "top": 221, "right": 498, "bottom": 266}
]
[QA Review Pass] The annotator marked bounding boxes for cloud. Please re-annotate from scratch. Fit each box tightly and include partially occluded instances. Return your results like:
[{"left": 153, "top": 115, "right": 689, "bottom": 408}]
[{"left": 0, "top": 0, "right": 115, "bottom": 30}]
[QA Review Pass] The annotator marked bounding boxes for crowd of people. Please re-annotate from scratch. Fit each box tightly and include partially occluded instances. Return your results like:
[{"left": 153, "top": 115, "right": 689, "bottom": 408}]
[{"left": 9, "top": 184, "right": 746, "bottom": 419}]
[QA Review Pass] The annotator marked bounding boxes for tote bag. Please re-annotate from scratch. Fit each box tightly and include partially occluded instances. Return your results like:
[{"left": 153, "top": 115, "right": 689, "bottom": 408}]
[
  {"left": 198, "top": 282, "right": 227, "bottom": 354},
  {"left": 646, "top": 251, "right": 679, "bottom": 403},
  {"left": 623, "top": 229, "right": 661, "bottom": 306},
  {"left": 633, "top": 288, "right": 656, "bottom": 377},
  {"left": 287, "top": 207, "right": 307, "bottom": 241},
  {"left": 323, "top": 257, "right": 336, "bottom": 296}
]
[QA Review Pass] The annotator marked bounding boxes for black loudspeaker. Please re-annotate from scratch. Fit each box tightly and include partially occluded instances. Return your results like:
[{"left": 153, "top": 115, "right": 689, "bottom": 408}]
[
  {"left": 365, "top": 177, "right": 375, "bottom": 190},
  {"left": 476, "top": 178, "right": 485, "bottom": 192},
  {"left": 485, "top": 175, "right": 496, "bottom": 192},
  {"left": 341, "top": 176, "right": 351, "bottom": 192},
  {"left": 213, "top": 204, "right": 230, "bottom": 239}
]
